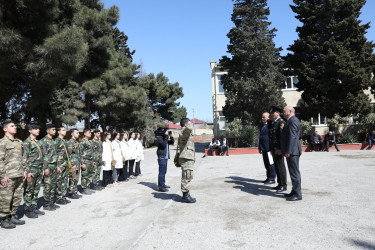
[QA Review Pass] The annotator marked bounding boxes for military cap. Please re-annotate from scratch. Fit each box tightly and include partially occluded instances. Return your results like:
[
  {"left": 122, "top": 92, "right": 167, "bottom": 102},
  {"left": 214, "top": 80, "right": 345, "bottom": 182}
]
[{"left": 270, "top": 106, "right": 282, "bottom": 113}]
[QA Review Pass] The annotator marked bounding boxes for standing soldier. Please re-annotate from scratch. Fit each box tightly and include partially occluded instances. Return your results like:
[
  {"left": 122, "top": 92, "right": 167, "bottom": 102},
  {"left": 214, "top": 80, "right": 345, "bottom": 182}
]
[
  {"left": 55, "top": 126, "right": 71, "bottom": 205},
  {"left": 23, "top": 123, "right": 45, "bottom": 218},
  {"left": 268, "top": 106, "right": 288, "bottom": 193},
  {"left": 67, "top": 128, "right": 82, "bottom": 199},
  {"left": 0, "top": 119, "right": 26, "bottom": 229},
  {"left": 91, "top": 129, "right": 104, "bottom": 190},
  {"left": 80, "top": 129, "right": 95, "bottom": 195},
  {"left": 177, "top": 118, "right": 196, "bottom": 203},
  {"left": 39, "top": 124, "right": 60, "bottom": 211}
]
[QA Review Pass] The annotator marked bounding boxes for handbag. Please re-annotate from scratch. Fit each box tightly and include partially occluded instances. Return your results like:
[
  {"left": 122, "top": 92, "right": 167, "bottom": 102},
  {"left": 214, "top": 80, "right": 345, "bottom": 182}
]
[{"left": 174, "top": 140, "right": 181, "bottom": 168}]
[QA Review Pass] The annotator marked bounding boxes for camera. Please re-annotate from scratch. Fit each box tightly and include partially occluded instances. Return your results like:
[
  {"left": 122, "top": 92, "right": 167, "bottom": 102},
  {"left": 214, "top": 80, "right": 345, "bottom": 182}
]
[
  {"left": 168, "top": 131, "right": 172, "bottom": 136},
  {"left": 154, "top": 127, "right": 168, "bottom": 137}
]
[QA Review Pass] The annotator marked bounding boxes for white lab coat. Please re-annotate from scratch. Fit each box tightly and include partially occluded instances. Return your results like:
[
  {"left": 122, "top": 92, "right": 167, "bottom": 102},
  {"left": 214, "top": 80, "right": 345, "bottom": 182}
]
[
  {"left": 112, "top": 140, "right": 123, "bottom": 169},
  {"left": 135, "top": 139, "right": 144, "bottom": 162},
  {"left": 120, "top": 140, "right": 130, "bottom": 160},
  {"left": 102, "top": 140, "right": 113, "bottom": 171},
  {"left": 128, "top": 138, "right": 138, "bottom": 160}
]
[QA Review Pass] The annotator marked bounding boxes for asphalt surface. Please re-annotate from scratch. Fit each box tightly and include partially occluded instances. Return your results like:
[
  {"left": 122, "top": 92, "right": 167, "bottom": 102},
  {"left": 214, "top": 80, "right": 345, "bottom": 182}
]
[{"left": 1, "top": 145, "right": 374, "bottom": 249}]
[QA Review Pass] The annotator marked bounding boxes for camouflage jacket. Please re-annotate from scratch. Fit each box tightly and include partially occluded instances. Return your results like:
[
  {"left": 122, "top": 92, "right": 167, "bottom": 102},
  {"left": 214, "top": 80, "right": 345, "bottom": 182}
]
[
  {"left": 23, "top": 136, "right": 43, "bottom": 172},
  {"left": 91, "top": 138, "right": 103, "bottom": 165},
  {"left": 55, "top": 137, "right": 69, "bottom": 169},
  {"left": 0, "top": 136, "right": 26, "bottom": 179},
  {"left": 268, "top": 117, "right": 285, "bottom": 150},
  {"left": 178, "top": 127, "right": 195, "bottom": 160},
  {"left": 39, "top": 136, "right": 57, "bottom": 170},
  {"left": 67, "top": 138, "right": 80, "bottom": 167},
  {"left": 79, "top": 138, "right": 94, "bottom": 164}
]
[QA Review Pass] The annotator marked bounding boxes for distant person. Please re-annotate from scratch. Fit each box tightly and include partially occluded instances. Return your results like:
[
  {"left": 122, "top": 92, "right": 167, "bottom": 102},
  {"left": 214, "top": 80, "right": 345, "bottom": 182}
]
[
  {"left": 368, "top": 130, "right": 375, "bottom": 150},
  {"left": 220, "top": 136, "right": 229, "bottom": 156},
  {"left": 156, "top": 128, "right": 174, "bottom": 192},
  {"left": 259, "top": 112, "right": 276, "bottom": 184},
  {"left": 209, "top": 138, "right": 220, "bottom": 156},
  {"left": 310, "top": 131, "right": 323, "bottom": 152},
  {"left": 324, "top": 131, "right": 340, "bottom": 152}
]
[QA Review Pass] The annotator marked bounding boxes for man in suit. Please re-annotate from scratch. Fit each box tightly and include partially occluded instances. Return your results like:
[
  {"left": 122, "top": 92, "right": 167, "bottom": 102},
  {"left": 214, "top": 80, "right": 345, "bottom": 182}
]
[
  {"left": 324, "top": 131, "right": 340, "bottom": 152},
  {"left": 281, "top": 106, "right": 302, "bottom": 201},
  {"left": 310, "top": 131, "right": 323, "bottom": 152},
  {"left": 259, "top": 112, "right": 276, "bottom": 184}
]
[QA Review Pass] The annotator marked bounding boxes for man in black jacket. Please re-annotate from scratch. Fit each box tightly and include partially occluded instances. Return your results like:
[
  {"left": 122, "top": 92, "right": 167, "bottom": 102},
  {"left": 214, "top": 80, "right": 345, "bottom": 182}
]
[
  {"left": 281, "top": 106, "right": 302, "bottom": 201},
  {"left": 156, "top": 128, "right": 174, "bottom": 192},
  {"left": 259, "top": 112, "right": 276, "bottom": 184},
  {"left": 324, "top": 131, "right": 340, "bottom": 152},
  {"left": 310, "top": 131, "right": 323, "bottom": 152}
]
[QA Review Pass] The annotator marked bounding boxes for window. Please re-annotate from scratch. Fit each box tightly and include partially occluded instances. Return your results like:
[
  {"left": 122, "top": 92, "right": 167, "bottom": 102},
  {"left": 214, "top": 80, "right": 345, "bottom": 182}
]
[
  {"left": 218, "top": 75, "right": 225, "bottom": 93},
  {"left": 312, "top": 113, "right": 326, "bottom": 125},
  {"left": 219, "top": 116, "right": 227, "bottom": 130},
  {"left": 282, "top": 76, "right": 298, "bottom": 90}
]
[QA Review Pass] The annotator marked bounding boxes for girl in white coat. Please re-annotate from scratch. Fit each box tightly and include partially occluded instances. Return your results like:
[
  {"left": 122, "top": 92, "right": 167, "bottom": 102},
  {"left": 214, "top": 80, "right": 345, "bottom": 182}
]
[
  {"left": 127, "top": 132, "right": 138, "bottom": 179},
  {"left": 135, "top": 132, "right": 144, "bottom": 176},
  {"left": 120, "top": 132, "right": 130, "bottom": 181},
  {"left": 102, "top": 132, "right": 114, "bottom": 187},
  {"left": 112, "top": 132, "right": 123, "bottom": 184}
]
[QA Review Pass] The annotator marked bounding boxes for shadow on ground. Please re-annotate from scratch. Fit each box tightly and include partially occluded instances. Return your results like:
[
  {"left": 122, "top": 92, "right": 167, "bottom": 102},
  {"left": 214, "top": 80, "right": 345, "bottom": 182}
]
[
  {"left": 151, "top": 192, "right": 181, "bottom": 202},
  {"left": 348, "top": 239, "right": 375, "bottom": 249},
  {"left": 225, "top": 176, "right": 286, "bottom": 199},
  {"left": 138, "top": 181, "right": 159, "bottom": 191}
]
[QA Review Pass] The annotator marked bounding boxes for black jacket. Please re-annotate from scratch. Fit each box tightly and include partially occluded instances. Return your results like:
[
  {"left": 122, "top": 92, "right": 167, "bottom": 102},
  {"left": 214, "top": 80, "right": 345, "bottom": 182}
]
[
  {"left": 324, "top": 133, "right": 336, "bottom": 142},
  {"left": 258, "top": 123, "right": 270, "bottom": 152},
  {"left": 156, "top": 136, "right": 174, "bottom": 159},
  {"left": 310, "top": 134, "right": 322, "bottom": 143},
  {"left": 281, "top": 115, "right": 302, "bottom": 156}
]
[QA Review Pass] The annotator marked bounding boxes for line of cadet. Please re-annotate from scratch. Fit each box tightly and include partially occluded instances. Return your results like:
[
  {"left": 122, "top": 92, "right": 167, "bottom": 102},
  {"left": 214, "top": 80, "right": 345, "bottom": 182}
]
[{"left": 0, "top": 120, "right": 105, "bottom": 229}]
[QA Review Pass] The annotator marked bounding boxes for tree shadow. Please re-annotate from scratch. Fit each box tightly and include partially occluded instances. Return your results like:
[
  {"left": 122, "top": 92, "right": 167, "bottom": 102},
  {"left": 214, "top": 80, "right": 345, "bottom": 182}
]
[
  {"left": 151, "top": 192, "right": 181, "bottom": 202},
  {"left": 138, "top": 181, "right": 159, "bottom": 191},
  {"left": 348, "top": 239, "right": 375, "bottom": 249},
  {"left": 225, "top": 176, "right": 285, "bottom": 199}
]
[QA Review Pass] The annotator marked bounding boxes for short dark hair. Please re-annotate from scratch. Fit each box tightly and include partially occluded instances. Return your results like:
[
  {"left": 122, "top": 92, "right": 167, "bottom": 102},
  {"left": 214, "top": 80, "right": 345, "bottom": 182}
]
[
  {"left": 46, "top": 123, "right": 56, "bottom": 130},
  {"left": 83, "top": 128, "right": 91, "bottom": 134},
  {"left": 93, "top": 129, "right": 100, "bottom": 133},
  {"left": 2, "top": 119, "right": 15, "bottom": 129},
  {"left": 103, "top": 132, "right": 111, "bottom": 138},
  {"left": 70, "top": 128, "right": 78, "bottom": 134},
  {"left": 57, "top": 126, "right": 66, "bottom": 132},
  {"left": 111, "top": 132, "right": 119, "bottom": 140},
  {"left": 129, "top": 132, "right": 135, "bottom": 138},
  {"left": 26, "top": 123, "right": 40, "bottom": 131},
  {"left": 180, "top": 118, "right": 190, "bottom": 127}
]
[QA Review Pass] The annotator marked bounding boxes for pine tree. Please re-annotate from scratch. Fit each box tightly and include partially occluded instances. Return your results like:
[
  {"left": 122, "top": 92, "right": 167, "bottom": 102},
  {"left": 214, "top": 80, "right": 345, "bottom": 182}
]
[
  {"left": 284, "top": 0, "right": 375, "bottom": 119},
  {"left": 220, "top": 0, "right": 285, "bottom": 125}
]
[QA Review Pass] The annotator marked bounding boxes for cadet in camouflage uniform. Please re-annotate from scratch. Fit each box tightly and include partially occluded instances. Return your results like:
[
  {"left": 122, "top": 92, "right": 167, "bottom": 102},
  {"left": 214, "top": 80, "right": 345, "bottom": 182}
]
[
  {"left": 67, "top": 128, "right": 82, "bottom": 199},
  {"left": 268, "top": 106, "right": 288, "bottom": 192},
  {"left": 23, "top": 123, "right": 45, "bottom": 219},
  {"left": 55, "top": 126, "right": 71, "bottom": 205},
  {"left": 177, "top": 118, "right": 196, "bottom": 203},
  {"left": 0, "top": 120, "right": 27, "bottom": 229},
  {"left": 91, "top": 129, "right": 104, "bottom": 190},
  {"left": 39, "top": 124, "right": 60, "bottom": 211},
  {"left": 79, "top": 129, "right": 96, "bottom": 195}
]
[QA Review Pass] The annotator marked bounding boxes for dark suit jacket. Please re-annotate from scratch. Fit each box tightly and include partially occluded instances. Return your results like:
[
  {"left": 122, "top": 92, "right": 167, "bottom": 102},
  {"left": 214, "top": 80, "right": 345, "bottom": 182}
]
[
  {"left": 310, "top": 134, "right": 322, "bottom": 143},
  {"left": 324, "top": 133, "right": 335, "bottom": 142},
  {"left": 258, "top": 123, "right": 270, "bottom": 152},
  {"left": 157, "top": 136, "right": 174, "bottom": 159},
  {"left": 281, "top": 115, "right": 302, "bottom": 156}
]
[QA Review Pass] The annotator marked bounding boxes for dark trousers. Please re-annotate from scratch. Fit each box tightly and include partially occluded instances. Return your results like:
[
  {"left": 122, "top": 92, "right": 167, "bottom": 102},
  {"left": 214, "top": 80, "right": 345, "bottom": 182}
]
[
  {"left": 368, "top": 139, "right": 375, "bottom": 148},
  {"left": 102, "top": 170, "right": 113, "bottom": 187},
  {"left": 271, "top": 150, "right": 287, "bottom": 187},
  {"left": 286, "top": 155, "right": 302, "bottom": 197},
  {"left": 325, "top": 141, "right": 340, "bottom": 151},
  {"left": 117, "top": 168, "right": 126, "bottom": 181},
  {"left": 209, "top": 145, "right": 219, "bottom": 156},
  {"left": 158, "top": 159, "right": 168, "bottom": 188},
  {"left": 220, "top": 145, "right": 229, "bottom": 155},
  {"left": 123, "top": 160, "right": 129, "bottom": 180},
  {"left": 309, "top": 142, "right": 323, "bottom": 151},
  {"left": 128, "top": 159, "right": 135, "bottom": 176},
  {"left": 135, "top": 161, "right": 141, "bottom": 176},
  {"left": 262, "top": 151, "right": 276, "bottom": 181}
]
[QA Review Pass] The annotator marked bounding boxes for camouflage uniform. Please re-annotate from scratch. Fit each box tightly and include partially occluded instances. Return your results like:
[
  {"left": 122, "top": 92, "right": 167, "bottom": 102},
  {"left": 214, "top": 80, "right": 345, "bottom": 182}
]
[
  {"left": 23, "top": 136, "right": 43, "bottom": 211},
  {"left": 79, "top": 138, "right": 94, "bottom": 189},
  {"left": 178, "top": 127, "right": 195, "bottom": 192},
  {"left": 39, "top": 136, "right": 58, "bottom": 207},
  {"left": 55, "top": 137, "right": 69, "bottom": 202},
  {"left": 67, "top": 138, "right": 80, "bottom": 195},
  {"left": 91, "top": 138, "right": 103, "bottom": 186},
  {"left": 0, "top": 136, "right": 26, "bottom": 220}
]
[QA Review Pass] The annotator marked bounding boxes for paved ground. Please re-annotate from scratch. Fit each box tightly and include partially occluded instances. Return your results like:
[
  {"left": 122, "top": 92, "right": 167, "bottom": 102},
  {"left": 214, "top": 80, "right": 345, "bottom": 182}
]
[{"left": 1, "top": 145, "right": 374, "bottom": 250}]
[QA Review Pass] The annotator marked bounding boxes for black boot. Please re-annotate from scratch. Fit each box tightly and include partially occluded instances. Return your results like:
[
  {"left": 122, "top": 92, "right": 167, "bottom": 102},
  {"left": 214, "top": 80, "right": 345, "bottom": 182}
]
[
  {"left": 1, "top": 217, "right": 16, "bottom": 229},
  {"left": 181, "top": 192, "right": 196, "bottom": 203},
  {"left": 10, "top": 214, "right": 25, "bottom": 225},
  {"left": 25, "top": 208, "right": 38, "bottom": 219},
  {"left": 33, "top": 206, "right": 45, "bottom": 215}
]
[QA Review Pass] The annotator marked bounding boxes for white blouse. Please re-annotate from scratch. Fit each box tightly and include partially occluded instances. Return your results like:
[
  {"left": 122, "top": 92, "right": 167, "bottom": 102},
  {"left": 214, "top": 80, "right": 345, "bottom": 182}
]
[
  {"left": 135, "top": 139, "right": 144, "bottom": 162},
  {"left": 112, "top": 140, "right": 123, "bottom": 169},
  {"left": 127, "top": 138, "right": 138, "bottom": 160},
  {"left": 120, "top": 140, "right": 130, "bottom": 160},
  {"left": 102, "top": 140, "right": 113, "bottom": 171}
]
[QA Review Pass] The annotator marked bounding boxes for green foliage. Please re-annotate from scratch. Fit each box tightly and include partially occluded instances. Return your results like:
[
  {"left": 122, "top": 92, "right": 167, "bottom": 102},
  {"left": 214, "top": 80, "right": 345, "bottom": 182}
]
[
  {"left": 326, "top": 115, "right": 349, "bottom": 131},
  {"left": 300, "top": 139, "right": 309, "bottom": 146},
  {"left": 337, "top": 133, "right": 358, "bottom": 144},
  {"left": 226, "top": 118, "right": 259, "bottom": 147},
  {"left": 220, "top": 0, "right": 286, "bottom": 125},
  {"left": 357, "top": 113, "right": 375, "bottom": 133},
  {"left": 284, "top": 0, "right": 375, "bottom": 119},
  {"left": 300, "top": 120, "right": 312, "bottom": 136}
]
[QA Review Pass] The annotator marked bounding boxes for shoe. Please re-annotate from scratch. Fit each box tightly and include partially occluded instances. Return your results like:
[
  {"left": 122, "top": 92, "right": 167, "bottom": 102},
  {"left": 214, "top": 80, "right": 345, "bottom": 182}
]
[
  {"left": 63, "top": 198, "right": 71, "bottom": 203},
  {"left": 81, "top": 189, "right": 92, "bottom": 195},
  {"left": 286, "top": 195, "right": 302, "bottom": 201},
  {"left": 43, "top": 205, "right": 56, "bottom": 211},
  {"left": 264, "top": 180, "right": 275, "bottom": 185},
  {"left": 276, "top": 186, "right": 287, "bottom": 192},
  {"left": 1, "top": 218, "right": 16, "bottom": 229},
  {"left": 164, "top": 185, "right": 171, "bottom": 188},
  {"left": 262, "top": 179, "right": 269, "bottom": 183},
  {"left": 25, "top": 210, "right": 38, "bottom": 219},
  {"left": 181, "top": 192, "right": 196, "bottom": 203},
  {"left": 158, "top": 188, "right": 169, "bottom": 192},
  {"left": 10, "top": 215, "right": 25, "bottom": 225},
  {"left": 129, "top": 175, "right": 136, "bottom": 179},
  {"left": 56, "top": 199, "right": 68, "bottom": 205},
  {"left": 337, "top": 150, "right": 340, "bottom": 152},
  {"left": 68, "top": 193, "right": 79, "bottom": 199},
  {"left": 367, "top": 148, "right": 372, "bottom": 150},
  {"left": 284, "top": 192, "right": 295, "bottom": 198},
  {"left": 272, "top": 185, "right": 281, "bottom": 190},
  {"left": 92, "top": 185, "right": 102, "bottom": 191},
  {"left": 51, "top": 203, "right": 60, "bottom": 209},
  {"left": 33, "top": 207, "right": 45, "bottom": 215}
]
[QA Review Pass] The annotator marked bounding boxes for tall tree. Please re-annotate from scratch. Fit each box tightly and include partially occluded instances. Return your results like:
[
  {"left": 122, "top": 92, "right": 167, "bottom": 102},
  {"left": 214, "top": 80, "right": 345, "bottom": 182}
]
[
  {"left": 284, "top": 0, "right": 375, "bottom": 119},
  {"left": 220, "top": 0, "right": 285, "bottom": 125}
]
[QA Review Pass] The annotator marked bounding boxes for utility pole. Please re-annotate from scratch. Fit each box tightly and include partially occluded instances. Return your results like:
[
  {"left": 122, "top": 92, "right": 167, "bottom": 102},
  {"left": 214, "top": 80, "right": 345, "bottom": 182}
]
[{"left": 192, "top": 108, "right": 196, "bottom": 135}]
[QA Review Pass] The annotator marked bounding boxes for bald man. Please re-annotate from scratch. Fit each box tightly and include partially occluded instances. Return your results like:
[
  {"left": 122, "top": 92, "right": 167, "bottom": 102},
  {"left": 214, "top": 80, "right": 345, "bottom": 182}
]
[
  {"left": 259, "top": 112, "right": 276, "bottom": 184},
  {"left": 281, "top": 106, "right": 302, "bottom": 201}
]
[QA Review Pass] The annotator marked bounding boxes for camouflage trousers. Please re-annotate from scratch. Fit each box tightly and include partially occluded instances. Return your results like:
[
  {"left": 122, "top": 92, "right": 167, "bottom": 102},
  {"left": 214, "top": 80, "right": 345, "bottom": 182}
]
[
  {"left": 23, "top": 165, "right": 43, "bottom": 210},
  {"left": 92, "top": 164, "right": 101, "bottom": 186},
  {"left": 179, "top": 158, "right": 195, "bottom": 193},
  {"left": 81, "top": 161, "right": 93, "bottom": 189},
  {"left": 68, "top": 168, "right": 79, "bottom": 195},
  {"left": 56, "top": 164, "right": 68, "bottom": 201},
  {"left": 0, "top": 177, "right": 23, "bottom": 218},
  {"left": 43, "top": 165, "right": 58, "bottom": 206}
]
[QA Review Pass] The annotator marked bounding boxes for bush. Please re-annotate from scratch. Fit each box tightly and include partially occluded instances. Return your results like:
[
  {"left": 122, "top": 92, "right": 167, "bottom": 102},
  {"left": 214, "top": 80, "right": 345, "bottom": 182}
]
[
  {"left": 337, "top": 133, "right": 358, "bottom": 144},
  {"left": 226, "top": 119, "right": 259, "bottom": 147},
  {"left": 300, "top": 120, "right": 312, "bottom": 137},
  {"left": 300, "top": 139, "right": 309, "bottom": 146}
]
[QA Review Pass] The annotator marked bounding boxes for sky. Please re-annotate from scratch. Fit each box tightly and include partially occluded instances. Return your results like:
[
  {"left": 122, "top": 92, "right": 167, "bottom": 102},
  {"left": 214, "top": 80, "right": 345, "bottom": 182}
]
[{"left": 101, "top": 0, "right": 375, "bottom": 123}]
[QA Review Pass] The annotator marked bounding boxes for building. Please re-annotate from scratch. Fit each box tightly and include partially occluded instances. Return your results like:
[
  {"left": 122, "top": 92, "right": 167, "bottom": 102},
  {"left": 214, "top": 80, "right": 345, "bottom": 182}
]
[{"left": 210, "top": 61, "right": 375, "bottom": 137}]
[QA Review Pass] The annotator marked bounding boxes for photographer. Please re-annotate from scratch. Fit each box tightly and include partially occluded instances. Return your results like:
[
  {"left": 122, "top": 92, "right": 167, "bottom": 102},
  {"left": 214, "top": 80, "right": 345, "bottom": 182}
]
[{"left": 155, "top": 128, "right": 174, "bottom": 192}]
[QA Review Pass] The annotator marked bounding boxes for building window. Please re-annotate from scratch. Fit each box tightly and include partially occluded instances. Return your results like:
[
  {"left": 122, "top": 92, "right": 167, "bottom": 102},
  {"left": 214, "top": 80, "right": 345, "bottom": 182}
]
[
  {"left": 219, "top": 116, "right": 227, "bottom": 130},
  {"left": 218, "top": 75, "right": 225, "bottom": 93},
  {"left": 312, "top": 113, "right": 326, "bottom": 125},
  {"left": 282, "top": 76, "right": 298, "bottom": 90}
]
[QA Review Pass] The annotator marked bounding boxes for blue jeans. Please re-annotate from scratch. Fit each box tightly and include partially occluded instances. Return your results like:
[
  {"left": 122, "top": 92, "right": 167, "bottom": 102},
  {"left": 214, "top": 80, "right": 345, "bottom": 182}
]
[
  {"left": 158, "top": 159, "right": 168, "bottom": 189},
  {"left": 369, "top": 139, "right": 375, "bottom": 148}
]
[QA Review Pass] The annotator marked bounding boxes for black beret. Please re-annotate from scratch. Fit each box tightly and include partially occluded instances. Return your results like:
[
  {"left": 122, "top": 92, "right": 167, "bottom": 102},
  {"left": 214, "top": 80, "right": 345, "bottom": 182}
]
[{"left": 270, "top": 106, "right": 282, "bottom": 113}]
